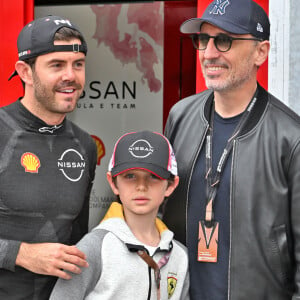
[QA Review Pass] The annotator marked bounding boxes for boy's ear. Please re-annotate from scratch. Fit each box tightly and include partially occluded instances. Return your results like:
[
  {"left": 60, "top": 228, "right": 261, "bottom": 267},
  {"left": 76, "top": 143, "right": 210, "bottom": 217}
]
[
  {"left": 106, "top": 172, "right": 119, "bottom": 195},
  {"left": 165, "top": 175, "right": 179, "bottom": 197}
]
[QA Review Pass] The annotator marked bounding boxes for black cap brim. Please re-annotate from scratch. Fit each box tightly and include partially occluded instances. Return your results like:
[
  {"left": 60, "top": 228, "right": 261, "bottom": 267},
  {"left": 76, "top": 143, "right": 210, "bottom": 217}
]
[
  {"left": 111, "top": 162, "right": 171, "bottom": 180},
  {"left": 8, "top": 70, "right": 18, "bottom": 81}
]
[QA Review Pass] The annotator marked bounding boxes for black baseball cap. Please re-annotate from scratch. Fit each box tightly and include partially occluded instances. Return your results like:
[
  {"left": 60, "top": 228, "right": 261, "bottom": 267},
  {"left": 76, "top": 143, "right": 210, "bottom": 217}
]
[
  {"left": 108, "top": 131, "right": 178, "bottom": 179},
  {"left": 180, "top": 0, "right": 270, "bottom": 41},
  {"left": 9, "top": 15, "right": 87, "bottom": 80}
]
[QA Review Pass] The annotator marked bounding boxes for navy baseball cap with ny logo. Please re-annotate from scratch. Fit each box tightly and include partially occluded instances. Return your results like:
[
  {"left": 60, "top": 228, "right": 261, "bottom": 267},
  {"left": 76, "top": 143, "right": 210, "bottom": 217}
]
[{"left": 180, "top": 0, "right": 270, "bottom": 41}]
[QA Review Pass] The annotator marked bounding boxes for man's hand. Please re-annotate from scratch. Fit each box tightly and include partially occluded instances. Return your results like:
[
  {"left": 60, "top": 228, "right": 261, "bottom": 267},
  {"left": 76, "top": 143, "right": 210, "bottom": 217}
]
[{"left": 16, "top": 242, "right": 89, "bottom": 279}]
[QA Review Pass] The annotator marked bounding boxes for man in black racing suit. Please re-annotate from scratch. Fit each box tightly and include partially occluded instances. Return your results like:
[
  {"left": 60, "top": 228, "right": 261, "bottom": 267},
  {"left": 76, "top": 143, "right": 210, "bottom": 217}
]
[{"left": 0, "top": 15, "right": 97, "bottom": 299}]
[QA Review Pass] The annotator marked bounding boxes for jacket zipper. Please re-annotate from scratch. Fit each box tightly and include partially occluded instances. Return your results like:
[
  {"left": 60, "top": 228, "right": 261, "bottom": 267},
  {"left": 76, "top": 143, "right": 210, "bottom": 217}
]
[
  {"left": 185, "top": 123, "right": 209, "bottom": 245},
  {"left": 227, "top": 140, "right": 236, "bottom": 300}
]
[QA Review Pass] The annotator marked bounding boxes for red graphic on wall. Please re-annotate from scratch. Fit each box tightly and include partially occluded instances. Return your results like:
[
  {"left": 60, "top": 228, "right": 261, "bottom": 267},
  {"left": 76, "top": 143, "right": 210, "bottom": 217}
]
[
  {"left": 91, "top": 135, "right": 106, "bottom": 166},
  {"left": 90, "top": 3, "right": 163, "bottom": 93}
]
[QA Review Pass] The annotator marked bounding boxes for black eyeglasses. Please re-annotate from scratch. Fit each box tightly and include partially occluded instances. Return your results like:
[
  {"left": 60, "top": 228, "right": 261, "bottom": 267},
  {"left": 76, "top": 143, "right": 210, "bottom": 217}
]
[{"left": 190, "top": 33, "right": 263, "bottom": 52}]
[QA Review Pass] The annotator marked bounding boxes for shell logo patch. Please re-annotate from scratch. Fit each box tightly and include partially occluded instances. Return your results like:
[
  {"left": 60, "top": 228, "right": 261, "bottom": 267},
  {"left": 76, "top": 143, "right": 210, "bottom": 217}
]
[
  {"left": 91, "top": 135, "right": 105, "bottom": 166},
  {"left": 167, "top": 273, "right": 178, "bottom": 299},
  {"left": 21, "top": 152, "right": 41, "bottom": 173}
]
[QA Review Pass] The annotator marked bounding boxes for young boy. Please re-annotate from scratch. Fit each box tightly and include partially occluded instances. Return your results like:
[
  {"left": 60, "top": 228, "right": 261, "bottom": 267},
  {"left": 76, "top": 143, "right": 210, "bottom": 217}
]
[{"left": 50, "top": 130, "right": 190, "bottom": 300}]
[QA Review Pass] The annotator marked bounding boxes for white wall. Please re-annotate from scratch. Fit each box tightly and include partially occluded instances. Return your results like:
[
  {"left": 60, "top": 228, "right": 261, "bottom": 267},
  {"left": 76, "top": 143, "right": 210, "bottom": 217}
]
[{"left": 269, "top": 0, "right": 300, "bottom": 114}]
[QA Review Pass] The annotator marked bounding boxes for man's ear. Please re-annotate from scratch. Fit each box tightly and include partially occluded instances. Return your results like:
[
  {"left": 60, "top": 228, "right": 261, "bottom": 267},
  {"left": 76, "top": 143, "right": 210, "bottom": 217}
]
[
  {"left": 255, "top": 40, "right": 270, "bottom": 67},
  {"left": 106, "top": 172, "right": 119, "bottom": 195},
  {"left": 15, "top": 61, "right": 34, "bottom": 85}
]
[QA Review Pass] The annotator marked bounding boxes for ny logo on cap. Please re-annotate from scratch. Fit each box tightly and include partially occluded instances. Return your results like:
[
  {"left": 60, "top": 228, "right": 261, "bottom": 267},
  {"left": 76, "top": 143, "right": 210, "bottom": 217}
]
[{"left": 210, "top": 0, "right": 230, "bottom": 15}]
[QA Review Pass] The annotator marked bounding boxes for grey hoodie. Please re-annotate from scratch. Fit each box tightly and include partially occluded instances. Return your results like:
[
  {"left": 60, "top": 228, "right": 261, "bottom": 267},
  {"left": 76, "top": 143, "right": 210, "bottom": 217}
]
[{"left": 50, "top": 202, "right": 190, "bottom": 300}]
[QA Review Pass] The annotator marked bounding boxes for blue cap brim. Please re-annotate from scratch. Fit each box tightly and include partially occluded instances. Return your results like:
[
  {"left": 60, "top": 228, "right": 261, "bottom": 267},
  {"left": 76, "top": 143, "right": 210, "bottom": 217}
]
[{"left": 180, "top": 17, "right": 250, "bottom": 35}]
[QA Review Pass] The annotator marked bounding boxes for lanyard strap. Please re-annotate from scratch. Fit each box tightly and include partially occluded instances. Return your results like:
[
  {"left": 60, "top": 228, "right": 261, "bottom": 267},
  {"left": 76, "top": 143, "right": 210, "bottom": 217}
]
[
  {"left": 137, "top": 250, "right": 172, "bottom": 300},
  {"left": 205, "top": 92, "right": 258, "bottom": 223}
]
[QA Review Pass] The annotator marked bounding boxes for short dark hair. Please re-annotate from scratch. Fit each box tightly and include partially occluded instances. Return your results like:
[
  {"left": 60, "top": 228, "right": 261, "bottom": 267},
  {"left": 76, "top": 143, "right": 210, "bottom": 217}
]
[{"left": 54, "top": 26, "right": 85, "bottom": 44}]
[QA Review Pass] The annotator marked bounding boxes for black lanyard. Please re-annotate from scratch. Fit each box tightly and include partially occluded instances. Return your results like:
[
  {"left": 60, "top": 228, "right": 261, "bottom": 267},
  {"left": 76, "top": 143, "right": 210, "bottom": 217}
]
[{"left": 204, "top": 91, "right": 258, "bottom": 223}]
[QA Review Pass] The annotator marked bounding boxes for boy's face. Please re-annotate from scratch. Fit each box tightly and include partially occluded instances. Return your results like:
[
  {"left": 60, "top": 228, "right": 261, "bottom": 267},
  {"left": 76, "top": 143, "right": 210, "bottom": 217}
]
[{"left": 107, "top": 169, "right": 179, "bottom": 219}]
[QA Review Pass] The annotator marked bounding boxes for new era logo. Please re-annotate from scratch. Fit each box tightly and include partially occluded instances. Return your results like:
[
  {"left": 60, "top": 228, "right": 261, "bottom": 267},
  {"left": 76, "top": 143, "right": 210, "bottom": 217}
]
[{"left": 257, "top": 23, "right": 264, "bottom": 33}]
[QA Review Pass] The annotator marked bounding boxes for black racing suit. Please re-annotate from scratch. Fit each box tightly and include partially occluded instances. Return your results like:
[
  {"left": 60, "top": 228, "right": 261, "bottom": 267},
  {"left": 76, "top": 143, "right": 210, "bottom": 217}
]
[{"left": 0, "top": 100, "right": 97, "bottom": 299}]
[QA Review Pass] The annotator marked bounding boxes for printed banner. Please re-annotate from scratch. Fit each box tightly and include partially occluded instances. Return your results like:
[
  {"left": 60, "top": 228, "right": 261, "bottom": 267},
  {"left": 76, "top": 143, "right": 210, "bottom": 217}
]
[{"left": 35, "top": 3, "right": 164, "bottom": 229}]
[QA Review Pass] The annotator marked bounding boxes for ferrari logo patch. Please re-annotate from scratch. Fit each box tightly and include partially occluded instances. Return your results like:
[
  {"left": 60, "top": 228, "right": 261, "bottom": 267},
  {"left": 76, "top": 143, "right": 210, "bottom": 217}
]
[{"left": 167, "top": 272, "right": 177, "bottom": 299}]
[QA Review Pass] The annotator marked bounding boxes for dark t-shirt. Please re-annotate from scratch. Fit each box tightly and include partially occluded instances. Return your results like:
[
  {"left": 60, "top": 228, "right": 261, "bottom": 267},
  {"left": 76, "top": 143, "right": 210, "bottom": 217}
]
[{"left": 188, "top": 111, "right": 242, "bottom": 300}]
